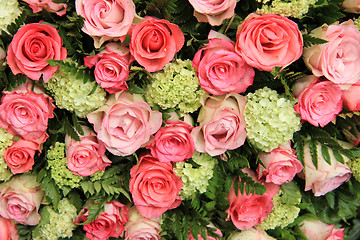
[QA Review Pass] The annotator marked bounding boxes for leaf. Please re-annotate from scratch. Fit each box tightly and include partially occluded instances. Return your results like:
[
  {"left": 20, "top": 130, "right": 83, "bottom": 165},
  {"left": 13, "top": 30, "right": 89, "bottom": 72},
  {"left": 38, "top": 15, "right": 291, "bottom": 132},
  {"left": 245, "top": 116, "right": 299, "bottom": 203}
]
[
  {"left": 325, "top": 191, "right": 336, "bottom": 209},
  {"left": 309, "top": 139, "right": 318, "bottom": 169},
  {"left": 321, "top": 145, "right": 331, "bottom": 165},
  {"left": 332, "top": 149, "right": 345, "bottom": 164},
  {"left": 80, "top": 201, "right": 105, "bottom": 225},
  {"left": 303, "top": 34, "right": 328, "bottom": 48},
  {"left": 63, "top": 116, "right": 80, "bottom": 141}
]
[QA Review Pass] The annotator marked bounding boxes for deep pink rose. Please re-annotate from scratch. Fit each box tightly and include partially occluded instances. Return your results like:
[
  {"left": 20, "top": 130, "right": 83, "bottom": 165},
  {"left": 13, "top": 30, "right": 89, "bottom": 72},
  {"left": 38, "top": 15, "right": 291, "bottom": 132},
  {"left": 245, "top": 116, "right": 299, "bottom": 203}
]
[
  {"left": 0, "top": 174, "right": 44, "bottom": 225},
  {"left": 146, "top": 121, "right": 195, "bottom": 163},
  {"left": 293, "top": 75, "right": 343, "bottom": 127},
  {"left": 226, "top": 169, "right": 279, "bottom": 230},
  {"left": 188, "top": 0, "right": 236, "bottom": 26},
  {"left": 22, "top": 0, "right": 67, "bottom": 16},
  {"left": 191, "top": 93, "right": 246, "bottom": 156},
  {"left": 0, "top": 216, "right": 19, "bottom": 240},
  {"left": 299, "top": 220, "right": 344, "bottom": 240},
  {"left": 257, "top": 141, "right": 303, "bottom": 185},
  {"left": 129, "top": 16, "right": 184, "bottom": 72},
  {"left": 76, "top": 201, "right": 129, "bottom": 240},
  {"left": 303, "top": 20, "right": 360, "bottom": 89},
  {"left": 65, "top": 126, "right": 111, "bottom": 177},
  {"left": 6, "top": 22, "right": 67, "bottom": 82},
  {"left": 129, "top": 153, "right": 183, "bottom": 218},
  {"left": 236, "top": 13, "right": 303, "bottom": 72},
  {"left": 87, "top": 91, "right": 162, "bottom": 156},
  {"left": 76, "top": 0, "right": 136, "bottom": 48},
  {"left": 84, "top": 43, "right": 134, "bottom": 94},
  {"left": 193, "top": 38, "right": 254, "bottom": 95},
  {"left": 0, "top": 81, "right": 55, "bottom": 141},
  {"left": 342, "top": 81, "right": 360, "bottom": 112}
]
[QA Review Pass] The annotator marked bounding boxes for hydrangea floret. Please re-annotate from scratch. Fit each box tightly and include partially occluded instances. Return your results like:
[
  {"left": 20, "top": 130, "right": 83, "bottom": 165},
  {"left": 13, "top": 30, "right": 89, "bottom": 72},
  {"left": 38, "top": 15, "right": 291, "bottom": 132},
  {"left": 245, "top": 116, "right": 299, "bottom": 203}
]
[
  {"left": 0, "top": 127, "right": 14, "bottom": 181},
  {"left": 145, "top": 59, "right": 206, "bottom": 113},
  {"left": 355, "top": 17, "right": 360, "bottom": 31},
  {"left": 0, "top": 0, "right": 21, "bottom": 32},
  {"left": 348, "top": 158, "right": 360, "bottom": 182},
  {"left": 256, "top": 0, "right": 317, "bottom": 18},
  {"left": 244, "top": 87, "right": 301, "bottom": 152}
]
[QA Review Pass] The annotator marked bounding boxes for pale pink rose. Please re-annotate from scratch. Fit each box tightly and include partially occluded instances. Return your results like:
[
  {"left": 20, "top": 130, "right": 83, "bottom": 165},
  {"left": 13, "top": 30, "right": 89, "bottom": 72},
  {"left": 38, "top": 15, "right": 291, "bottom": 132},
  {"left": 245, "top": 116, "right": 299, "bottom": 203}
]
[
  {"left": 76, "top": 0, "right": 136, "bottom": 48},
  {"left": 303, "top": 20, "right": 360, "bottom": 89},
  {"left": 191, "top": 93, "right": 246, "bottom": 156},
  {"left": 87, "top": 91, "right": 162, "bottom": 156},
  {"left": 22, "top": 0, "right": 67, "bottom": 16},
  {"left": 84, "top": 43, "right": 134, "bottom": 94},
  {"left": 0, "top": 46, "right": 5, "bottom": 65},
  {"left": 299, "top": 220, "right": 344, "bottom": 240},
  {"left": 193, "top": 38, "right": 254, "bottom": 95},
  {"left": 129, "top": 153, "right": 183, "bottom": 218},
  {"left": 0, "top": 216, "right": 19, "bottom": 240},
  {"left": 188, "top": 0, "right": 237, "bottom": 26},
  {"left": 129, "top": 16, "right": 184, "bottom": 72},
  {"left": 75, "top": 201, "right": 129, "bottom": 240},
  {"left": 236, "top": 13, "right": 303, "bottom": 72},
  {"left": 257, "top": 141, "right": 303, "bottom": 185},
  {"left": 293, "top": 75, "right": 343, "bottom": 127},
  {"left": 6, "top": 22, "right": 67, "bottom": 82},
  {"left": 226, "top": 168, "right": 279, "bottom": 230},
  {"left": 0, "top": 81, "right": 55, "bottom": 141},
  {"left": 228, "top": 228, "right": 276, "bottom": 240},
  {"left": 65, "top": 125, "right": 111, "bottom": 177},
  {"left": 124, "top": 206, "right": 161, "bottom": 240},
  {"left": 0, "top": 174, "right": 44, "bottom": 225},
  {"left": 302, "top": 141, "right": 352, "bottom": 196},
  {"left": 342, "top": 0, "right": 360, "bottom": 13},
  {"left": 342, "top": 81, "right": 360, "bottom": 112},
  {"left": 167, "top": 111, "right": 194, "bottom": 126},
  {"left": 188, "top": 223, "right": 222, "bottom": 240}
]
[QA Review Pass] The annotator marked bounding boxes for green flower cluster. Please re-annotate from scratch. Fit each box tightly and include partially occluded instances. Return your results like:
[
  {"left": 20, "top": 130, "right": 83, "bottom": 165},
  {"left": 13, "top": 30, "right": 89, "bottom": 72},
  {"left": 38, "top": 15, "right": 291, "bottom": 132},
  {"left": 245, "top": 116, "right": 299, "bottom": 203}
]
[
  {"left": 348, "top": 158, "right": 360, "bottom": 182},
  {"left": 256, "top": 0, "right": 317, "bottom": 18},
  {"left": 244, "top": 87, "right": 301, "bottom": 152},
  {"left": 0, "top": 0, "right": 21, "bottom": 32},
  {"left": 174, "top": 151, "right": 216, "bottom": 200},
  {"left": 0, "top": 128, "right": 13, "bottom": 181},
  {"left": 145, "top": 59, "right": 205, "bottom": 113}
]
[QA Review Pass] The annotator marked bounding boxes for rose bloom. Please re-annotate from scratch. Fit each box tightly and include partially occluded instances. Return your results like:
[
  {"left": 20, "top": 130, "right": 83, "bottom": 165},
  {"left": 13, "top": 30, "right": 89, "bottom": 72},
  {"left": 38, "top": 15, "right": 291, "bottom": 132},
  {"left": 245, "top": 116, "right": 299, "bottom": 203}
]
[
  {"left": 0, "top": 174, "right": 44, "bottom": 225},
  {"left": 76, "top": 201, "right": 129, "bottom": 240},
  {"left": 84, "top": 43, "right": 134, "bottom": 94},
  {"left": 228, "top": 228, "right": 276, "bottom": 240},
  {"left": 87, "top": 91, "right": 162, "bottom": 156},
  {"left": 76, "top": 0, "right": 136, "bottom": 48},
  {"left": 303, "top": 20, "right": 360, "bottom": 89},
  {"left": 188, "top": 223, "right": 222, "bottom": 240},
  {"left": 293, "top": 75, "right": 343, "bottom": 127},
  {"left": 146, "top": 120, "right": 195, "bottom": 163},
  {"left": 65, "top": 125, "right": 111, "bottom": 177},
  {"left": 342, "top": 0, "right": 360, "bottom": 13},
  {"left": 0, "top": 81, "right": 55, "bottom": 141},
  {"left": 129, "top": 16, "right": 184, "bottom": 72},
  {"left": 0, "top": 46, "right": 5, "bottom": 65},
  {"left": 191, "top": 93, "right": 246, "bottom": 156},
  {"left": 193, "top": 38, "right": 255, "bottom": 95},
  {"left": 188, "top": 0, "right": 236, "bottom": 26},
  {"left": 342, "top": 80, "right": 360, "bottom": 112},
  {"left": 0, "top": 216, "right": 19, "bottom": 240},
  {"left": 302, "top": 141, "right": 352, "bottom": 196},
  {"left": 226, "top": 169, "right": 279, "bottom": 230},
  {"left": 343, "top": 117, "right": 360, "bottom": 146},
  {"left": 236, "top": 13, "right": 303, "bottom": 72},
  {"left": 299, "top": 220, "right": 345, "bottom": 240},
  {"left": 257, "top": 141, "right": 303, "bottom": 185},
  {"left": 7, "top": 22, "right": 67, "bottom": 82},
  {"left": 129, "top": 153, "right": 183, "bottom": 218},
  {"left": 21, "top": 0, "right": 67, "bottom": 16},
  {"left": 124, "top": 206, "right": 161, "bottom": 240}
]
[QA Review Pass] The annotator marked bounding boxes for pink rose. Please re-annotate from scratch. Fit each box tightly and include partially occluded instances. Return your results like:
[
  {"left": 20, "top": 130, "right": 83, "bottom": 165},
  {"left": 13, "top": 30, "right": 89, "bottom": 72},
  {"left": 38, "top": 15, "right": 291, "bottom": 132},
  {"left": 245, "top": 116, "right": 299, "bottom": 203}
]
[
  {"left": 0, "top": 216, "right": 19, "bottom": 240},
  {"left": 303, "top": 20, "right": 360, "bottom": 89},
  {"left": 299, "top": 220, "right": 344, "bottom": 240},
  {"left": 0, "top": 81, "right": 55, "bottom": 141},
  {"left": 124, "top": 206, "right": 161, "bottom": 240},
  {"left": 87, "top": 91, "right": 162, "bottom": 156},
  {"left": 193, "top": 38, "right": 254, "bottom": 95},
  {"left": 65, "top": 125, "right": 111, "bottom": 177},
  {"left": 129, "top": 16, "right": 184, "bottom": 72},
  {"left": 6, "top": 22, "right": 67, "bottom": 82},
  {"left": 188, "top": 0, "right": 237, "bottom": 26},
  {"left": 21, "top": 0, "right": 67, "bottom": 16},
  {"left": 342, "top": 0, "right": 360, "bottom": 13},
  {"left": 293, "top": 75, "right": 343, "bottom": 127},
  {"left": 228, "top": 228, "right": 276, "bottom": 240},
  {"left": 76, "top": 0, "right": 136, "bottom": 48},
  {"left": 76, "top": 201, "right": 129, "bottom": 240},
  {"left": 226, "top": 169, "right": 279, "bottom": 230},
  {"left": 343, "top": 117, "right": 360, "bottom": 146},
  {"left": 342, "top": 81, "right": 360, "bottom": 112},
  {"left": 129, "top": 153, "right": 183, "bottom": 218},
  {"left": 236, "top": 13, "right": 303, "bottom": 72},
  {"left": 0, "top": 174, "right": 44, "bottom": 225},
  {"left": 191, "top": 93, "right": 246, "bottom": 156},
  {"left": 257, "top": 141, "right": 303, "bottom": 185},
  {"left": 188, "top": 223, "right": 222, "bottom": 240},
  {"left": 146, "top": 120, "right": 195, "bottom": 163},
  {"left": 302, "top": 141, "right": 352, "bottom": 196},
  {"left": 84, "top": 43, "right": 134, "bottom": 94}
]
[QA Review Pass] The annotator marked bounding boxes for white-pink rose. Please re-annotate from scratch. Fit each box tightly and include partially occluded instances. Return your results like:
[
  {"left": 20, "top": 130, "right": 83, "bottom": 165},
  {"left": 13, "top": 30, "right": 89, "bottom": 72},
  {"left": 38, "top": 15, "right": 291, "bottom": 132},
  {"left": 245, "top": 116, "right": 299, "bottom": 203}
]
[
  {"left": 87, "top": 91, "right": 162, "bottom": 156},
  {"left": 0, "top": 46, "right": 5, "bottom": 65},
  {"left": 22, "top": 0, "right": 67, "bottom": 16},
  {"left": 342, "top": 0, "right": 360, "bottom": 13},
  {"left": 228, "top": 228, "right": 276, "bottom": 240},
  {"left": 342, "top": 80, "right": 360, "bottom": 112},
  {"left": 0, "top": 216, "right": 19, "bottom": 240},
  {"left": 299, "top": 219, "right": 345, "bottom": 240}
]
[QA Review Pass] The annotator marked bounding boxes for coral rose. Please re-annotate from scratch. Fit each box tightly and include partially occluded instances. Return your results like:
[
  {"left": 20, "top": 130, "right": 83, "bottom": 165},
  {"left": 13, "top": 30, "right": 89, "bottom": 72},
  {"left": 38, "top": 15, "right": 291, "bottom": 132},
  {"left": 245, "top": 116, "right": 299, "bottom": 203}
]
[
  {"left": 236, "top": 13, "right": 303, "bottom": 72},
  {"left": 299, "top": 219, "right": 345, "bottom": 240},
  {"left": 341, "top": 81, "right": 360, "bottom": 112},
  {"left": 22, "top": 0, "right": 67, "bottom": 16},
  {"left": 0, "top": 216, "right": 19, "bottom": 240}
]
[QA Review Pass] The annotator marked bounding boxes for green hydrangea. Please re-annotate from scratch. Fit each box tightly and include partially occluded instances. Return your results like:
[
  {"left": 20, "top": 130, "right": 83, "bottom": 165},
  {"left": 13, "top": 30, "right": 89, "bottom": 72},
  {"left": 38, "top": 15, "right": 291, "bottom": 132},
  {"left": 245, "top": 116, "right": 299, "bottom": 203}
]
[
  {"left": 355, "top": 17, "right": 360, "bottom": 31},
  {"left": 45, "top": 67, "right": 106, "bottom": 118},
  {"left": 145, "top": 59, "right": 205, "bottom": 113},
  {"left": 348, "top": 158, "right": 360, "bottom": 182},
  {"left": 46, "top": 142, "right": 83, "bottom": 189},
  {"left": 0, "top": 0, "right": 21, "bottom": 32},
  {"left": 174, "top": 151, "right": 216, "bottom": 199},
  {"left": 244, "top": 87, "right": 301, "bottom": 152},
  {"left": 256, "top": 0, "right": 317, "bottom": 18},
  {"left": 0, "top": 128, "right": 14, "bottom": 181}
]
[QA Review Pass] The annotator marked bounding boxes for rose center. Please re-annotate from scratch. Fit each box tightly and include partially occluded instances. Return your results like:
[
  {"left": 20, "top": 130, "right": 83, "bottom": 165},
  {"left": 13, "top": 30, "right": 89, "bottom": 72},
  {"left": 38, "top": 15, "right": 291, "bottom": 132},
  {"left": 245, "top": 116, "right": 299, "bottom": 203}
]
[{"left": 143, "top": 30, "right": 164, "bottom": 52}]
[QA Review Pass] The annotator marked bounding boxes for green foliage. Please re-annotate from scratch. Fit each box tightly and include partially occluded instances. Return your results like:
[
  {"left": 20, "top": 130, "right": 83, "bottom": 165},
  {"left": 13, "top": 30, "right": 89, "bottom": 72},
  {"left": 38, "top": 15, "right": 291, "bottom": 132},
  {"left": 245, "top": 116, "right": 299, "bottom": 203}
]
[
  {"left": 16, "top": 224, "right": 33, "bottom": 240},
  {"left": 271, "top": 67, "right": 307, "bottom": 98},
  {"left": 302, "top": 34, "right": 328, "bottom": 48},
  {"left": 348, "top": 219, "right": 360, "bottom": 240},
  {"left": 78, "top": 198, "right": 107, "bottom": 225},
  {"left": 38, "top": 168, "right": 61, "bottom": 208}
]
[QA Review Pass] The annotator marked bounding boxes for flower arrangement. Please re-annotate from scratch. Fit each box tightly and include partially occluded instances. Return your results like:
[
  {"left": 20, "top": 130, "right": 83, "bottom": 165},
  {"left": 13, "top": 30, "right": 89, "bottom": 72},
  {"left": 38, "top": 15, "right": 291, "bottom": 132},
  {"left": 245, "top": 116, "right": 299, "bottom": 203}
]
[{"left": 2, "top": 0, "right": 360, "bottom": 239}]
